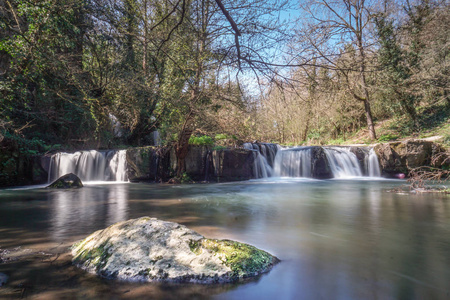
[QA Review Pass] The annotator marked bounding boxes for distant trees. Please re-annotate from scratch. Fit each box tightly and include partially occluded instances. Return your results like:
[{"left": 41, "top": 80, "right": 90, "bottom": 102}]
[{"left": 256, "top": 0, "right": 449, "bottom": 145}]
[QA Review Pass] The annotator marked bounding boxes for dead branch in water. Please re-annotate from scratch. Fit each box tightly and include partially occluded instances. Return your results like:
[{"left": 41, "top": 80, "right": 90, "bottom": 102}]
[{"left": 408, "top": 152, "right": 450, "bottom": 190}]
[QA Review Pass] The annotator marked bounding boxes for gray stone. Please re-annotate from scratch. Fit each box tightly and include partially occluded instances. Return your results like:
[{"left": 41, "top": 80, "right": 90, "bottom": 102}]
[
  {"left": 72, "top": 217, "right": 279, "bottom": 283},
  {"left": 374, "top": 139, "right": 449, "bottom": 176},
  {"left": 47, "top": 173, "right": 83, "bottom": 189},
  {"left": 211, "top": 149, "right": 255, "bottom": 181}
]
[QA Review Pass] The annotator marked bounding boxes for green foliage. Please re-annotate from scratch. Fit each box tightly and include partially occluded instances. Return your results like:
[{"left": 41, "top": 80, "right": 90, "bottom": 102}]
[
  {"left": 378, "top": 134, "right": 399, "bottom": 142},
  {"left": 180, "top": 172, "right": 192, "bottom": 183},
  {"left": 214, "top": 134, "right": 228, "bottom": 140},
  {"left": 189, "top": 135, "right": 214, "bottom": 146},
  {"left": 212, "top": 145, "right": 227, "bottom": 151}
]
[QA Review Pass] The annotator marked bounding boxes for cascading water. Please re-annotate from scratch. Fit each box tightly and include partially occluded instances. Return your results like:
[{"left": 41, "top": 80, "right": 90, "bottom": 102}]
[
  {"left": 48, "top": 150, "right": 128, "bottom": 182},
  {"left": 322, "top": 147, "right": 362, "bottom": 178},
  {"left": 243, "top": 143, "right": 279, "bottom": 178},
  {"left": 366, "top": 148, "right": 381, "bottom": 177},
  {"left": 245, "top": 143, "right": 381, "bottom": 179},
  {"left": 273, "top": 147, "right": 312, "bottom": 177}
]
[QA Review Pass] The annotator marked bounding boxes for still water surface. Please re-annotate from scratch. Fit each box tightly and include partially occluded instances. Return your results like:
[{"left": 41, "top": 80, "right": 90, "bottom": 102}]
[{"left": 0, "top": 179, "right": 449, "bottom": 299}]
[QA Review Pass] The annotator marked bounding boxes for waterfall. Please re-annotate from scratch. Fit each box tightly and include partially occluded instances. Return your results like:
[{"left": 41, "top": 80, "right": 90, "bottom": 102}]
[
  {"left": 48, "top": 150, "right": 128, "bottom": 182},
  {"left": 273, "top": 147, "right": 312, "bottom": 177},
  {"left": 243, "top": 143, "right": 279, "bottom": 178},
  {"left": 323, "top": 147, "right": 362, "bottom": 178},
  {"left": 243, "top": 143, "right": 382, "bottom": 179},
  {"left": 366, "top": 148, "right": 381, "bottom": 177}
]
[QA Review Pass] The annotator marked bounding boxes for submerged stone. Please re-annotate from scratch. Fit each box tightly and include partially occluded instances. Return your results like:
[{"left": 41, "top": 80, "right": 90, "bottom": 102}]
[
  {"left": 72, "top": 217, "right": 279, "bottom": 283},
  {"left": 47, "top": 173, "right": 83, "bottom": 189},
  {"left": 0, "top": 272, "right": 8, "bottom": 287}
]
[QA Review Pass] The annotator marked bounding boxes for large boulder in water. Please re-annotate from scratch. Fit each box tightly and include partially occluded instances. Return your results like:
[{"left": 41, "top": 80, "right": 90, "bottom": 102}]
[
  {"left": 47, "top": 173, "right": 83, "bottom": 188},
  {"left": 72, "top": 217, "right": 279, "bottom": 283}
]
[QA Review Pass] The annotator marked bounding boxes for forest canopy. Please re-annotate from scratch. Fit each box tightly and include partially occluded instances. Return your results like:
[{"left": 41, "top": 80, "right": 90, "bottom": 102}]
[{"left": 0, "top": 0, "right": 448, "bottom": 159}]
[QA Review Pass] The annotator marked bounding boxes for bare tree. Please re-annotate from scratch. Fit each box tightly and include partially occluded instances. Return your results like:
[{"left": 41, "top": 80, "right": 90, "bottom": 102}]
[{"left": 294, "top": 0, "right": 380, "bottom": 140}]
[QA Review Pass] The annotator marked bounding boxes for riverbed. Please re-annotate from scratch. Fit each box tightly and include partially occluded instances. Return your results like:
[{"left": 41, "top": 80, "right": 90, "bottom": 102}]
[{"left": 0, "top": 179, "right": 449, "bottom": 299}]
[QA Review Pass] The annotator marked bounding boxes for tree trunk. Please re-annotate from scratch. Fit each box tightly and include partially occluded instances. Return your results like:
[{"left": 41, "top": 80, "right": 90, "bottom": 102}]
[
  {"left": 363, "top": 98, "right": 376, "bottom": 140},
  {"left": 175, "top": 127, "right": 193, "bottom": 177},
  {"left": 358, "top": 36, "right": 377, "bottom": 140}
]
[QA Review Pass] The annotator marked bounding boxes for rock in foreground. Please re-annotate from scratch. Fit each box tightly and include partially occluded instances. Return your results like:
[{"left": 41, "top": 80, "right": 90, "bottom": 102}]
[
  {"left": 47, "top": 173, "right": 83, "bottom": 188},
  {"left": 72, "top": 217, "right": 279, "bottom": 283}
]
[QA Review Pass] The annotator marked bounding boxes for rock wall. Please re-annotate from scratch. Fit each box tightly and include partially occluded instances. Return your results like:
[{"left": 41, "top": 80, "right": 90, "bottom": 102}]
[
  {"left": 374, "top": 140, "right": 448, "bottom": 177},
  {"left": 126, "top": 146, "right": 173, "bottom": 182},
  {"left": 18, "top": 139, "right": 449, "bottom": 187},
  {"left": 210, "top": 148, "right": 255, "bottom": 182},
  {"left": 124, "top": 145, "right": 255, "bottom": 183}
]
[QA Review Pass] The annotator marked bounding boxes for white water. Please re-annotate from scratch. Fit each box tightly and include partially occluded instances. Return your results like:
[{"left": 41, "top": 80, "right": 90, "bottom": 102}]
[
  {"left": 273, "top": 147, "right": 312, "bottom": 177},
  {"left": 243, "top": 143, "right": 279, "bottom": 178},
  {"left": 245, "top": 143, "right": 381, "bottom": 179},
  {"left": 323, "top": 147, "right": 362, "bottom": 178},
  {"left": 48, "top": 150, "right": 128, "bottom": 182},
  {"left": 366, "top": 148, "right": 381, "bottom": 177}
]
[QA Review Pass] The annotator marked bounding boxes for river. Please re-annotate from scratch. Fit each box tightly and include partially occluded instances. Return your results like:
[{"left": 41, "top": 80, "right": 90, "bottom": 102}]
[{"left": 0, "top": 179, "right": 449, "bottom": 299}]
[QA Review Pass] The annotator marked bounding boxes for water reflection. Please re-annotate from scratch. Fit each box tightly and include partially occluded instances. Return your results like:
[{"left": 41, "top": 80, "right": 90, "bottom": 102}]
[{"left": 49, "top": 184, "right": 129, "bottom": 241}]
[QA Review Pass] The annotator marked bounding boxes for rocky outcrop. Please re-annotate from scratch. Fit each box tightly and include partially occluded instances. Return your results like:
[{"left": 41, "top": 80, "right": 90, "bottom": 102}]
[
  {"left": 47, "top": 173, "right": 83, "bottom": 188},
  {"left": 126, "top": 146, "right": 158, "bottom": 182},
  {"left": 72, "top": 217, "right": 279, "bottom": 283},
  {"left": 126, "top": 146, "right": 173, "bottom": 182},
  {"left": 184, "top": 146, "right": 211, "bottom": 181},
  {"left": 211, "top": 149, "right": 255, "bottom": 182},
  {"left": 374, "top": 140, "right": 448, "bottom": 176},
  {"left": 311, "top": 147, "right": 333, "bottom": 179}
]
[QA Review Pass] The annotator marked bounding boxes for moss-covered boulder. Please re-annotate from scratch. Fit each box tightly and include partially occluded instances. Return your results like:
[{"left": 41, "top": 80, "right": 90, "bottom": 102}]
[
  {"left": 72, "top": 217, "right": 279, "bottom": 283},
  {"left": 47, "top": 173, "right": 83, "bottom": 189}
]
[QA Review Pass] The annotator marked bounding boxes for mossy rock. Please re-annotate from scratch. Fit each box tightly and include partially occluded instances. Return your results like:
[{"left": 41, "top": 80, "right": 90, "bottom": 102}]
[
  {"left": 47, "top": 173, "right": 83, "bottom": 189},
  {"left": 72, "top": 217, "right": 279, "bottom": 283}
]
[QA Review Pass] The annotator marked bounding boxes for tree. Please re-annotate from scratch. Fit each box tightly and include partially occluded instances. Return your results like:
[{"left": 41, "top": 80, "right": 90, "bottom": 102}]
[{"left": 295, "top": 0, "right": 380, "bottom": 140}]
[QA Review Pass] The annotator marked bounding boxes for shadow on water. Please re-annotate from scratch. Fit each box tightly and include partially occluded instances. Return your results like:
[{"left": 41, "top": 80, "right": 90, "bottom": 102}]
[{"left": 1, "top": 180, "right": 450, "bottom": 299}]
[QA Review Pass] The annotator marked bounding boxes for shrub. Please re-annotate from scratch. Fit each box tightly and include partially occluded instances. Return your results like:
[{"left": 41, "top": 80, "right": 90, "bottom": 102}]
[{"left": 189, "top": 135, "right": 214, "bottom": 146}]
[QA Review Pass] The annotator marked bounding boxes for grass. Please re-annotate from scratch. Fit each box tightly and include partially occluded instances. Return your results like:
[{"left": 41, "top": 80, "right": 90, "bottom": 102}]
[{"left": 337, "top": 103, "right": 449, "bottom": 147}]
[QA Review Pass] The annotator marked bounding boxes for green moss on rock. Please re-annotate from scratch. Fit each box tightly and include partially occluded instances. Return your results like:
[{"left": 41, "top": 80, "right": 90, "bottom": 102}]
[
  {"left": 73, "top": 240, "right": 112, "bottom": 271},
  {"left": 191, "top": 238, "right": 279, "bottom": 279}
]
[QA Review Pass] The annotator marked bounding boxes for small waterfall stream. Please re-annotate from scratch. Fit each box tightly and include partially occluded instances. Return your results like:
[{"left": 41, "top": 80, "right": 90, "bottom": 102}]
[
  {"left": 243, "top": 143, "right": 279, "bottom": 178},
  {"left": 366, "top": 148, "right": 381, "bottom": 177},
  {"left": 322, "top": 147, "right": 362, "bottom": 178},
  {"left": 48, "top": 150, "right": 128, "bottom": 182},
  {"left": 273, "top": 147, "right": 312, "bottom": 177}
]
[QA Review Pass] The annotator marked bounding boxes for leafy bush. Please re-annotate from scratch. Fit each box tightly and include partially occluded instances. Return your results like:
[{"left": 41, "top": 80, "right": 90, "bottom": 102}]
[
  {"left": 215, "top": 133, "right": 228, "bottom": 140},
  {"left": 189, "top": 135, "right": 214, "bottom": 146},
  {"left": 181, "top": 172, "right": 192, "bottom": 183}
]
